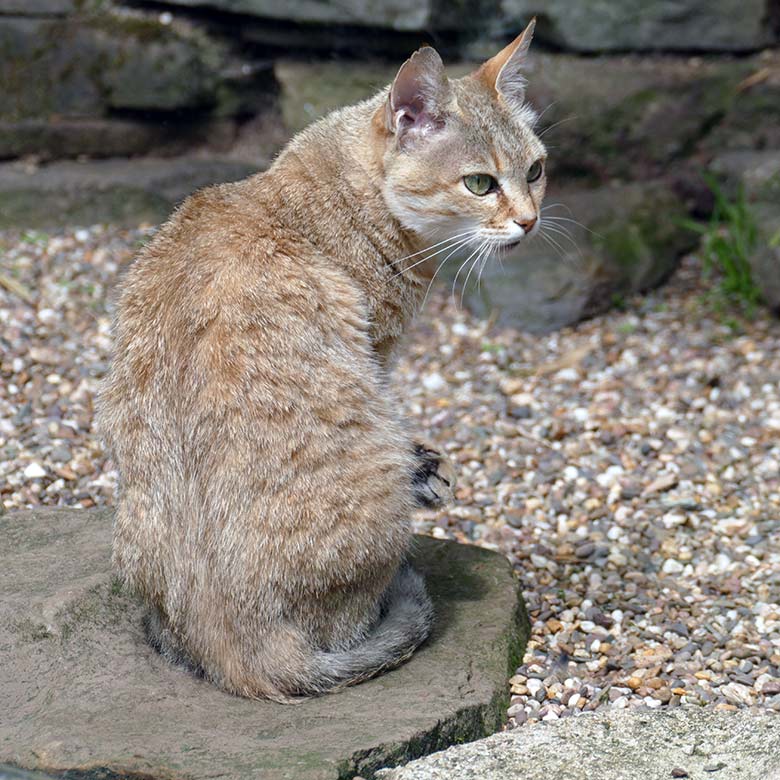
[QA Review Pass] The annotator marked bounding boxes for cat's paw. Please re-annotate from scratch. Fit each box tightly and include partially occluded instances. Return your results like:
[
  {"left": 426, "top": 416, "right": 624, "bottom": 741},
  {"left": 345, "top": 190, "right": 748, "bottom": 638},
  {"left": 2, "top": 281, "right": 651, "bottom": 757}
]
[{"left": 411, "top": 443, "right": 456, "bottom": 509}]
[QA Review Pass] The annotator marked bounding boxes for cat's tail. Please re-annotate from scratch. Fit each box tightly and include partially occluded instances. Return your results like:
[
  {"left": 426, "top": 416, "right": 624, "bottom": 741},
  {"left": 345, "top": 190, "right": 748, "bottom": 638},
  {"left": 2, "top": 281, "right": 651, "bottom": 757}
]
[
  {"left": 302, "top": 564, "right": 434, "bottom": 696},
  {"left": 146, "top": 564, "right": 434, "bottom": 703}
]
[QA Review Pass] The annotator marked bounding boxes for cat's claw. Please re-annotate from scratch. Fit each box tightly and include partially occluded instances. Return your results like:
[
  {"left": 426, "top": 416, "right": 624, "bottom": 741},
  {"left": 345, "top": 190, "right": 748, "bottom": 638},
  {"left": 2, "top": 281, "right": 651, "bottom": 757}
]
[{"left": 412, "top": 443, "right": 456, "bottom": 509}]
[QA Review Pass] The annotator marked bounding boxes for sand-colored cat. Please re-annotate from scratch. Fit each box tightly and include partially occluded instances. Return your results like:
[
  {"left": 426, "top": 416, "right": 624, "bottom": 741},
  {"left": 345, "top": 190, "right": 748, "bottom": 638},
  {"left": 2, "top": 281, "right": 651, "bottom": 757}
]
[{"left": 98, "top": 20, "right": 547, "bottom": 702}]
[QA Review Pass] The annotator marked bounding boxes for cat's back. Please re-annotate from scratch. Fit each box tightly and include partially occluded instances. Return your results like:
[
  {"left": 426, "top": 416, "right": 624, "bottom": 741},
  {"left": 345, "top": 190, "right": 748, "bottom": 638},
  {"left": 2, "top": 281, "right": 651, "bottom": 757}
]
[{"left": 109, "top": 172, "right": 370, "bottom": 413}]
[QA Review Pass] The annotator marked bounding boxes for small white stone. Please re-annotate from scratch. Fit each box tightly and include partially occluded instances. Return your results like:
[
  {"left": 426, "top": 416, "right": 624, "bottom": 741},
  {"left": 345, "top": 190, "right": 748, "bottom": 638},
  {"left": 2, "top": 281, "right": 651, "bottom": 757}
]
[
  {"left": 662, "top": 559, "right": 684, "bottom": 574},
  {"left": 23, "top": 463, "right": 47, "bottom": 479},
  {"left": 712, "top": 553, "right": 733, "bottom": 573},
  {"left": 526, "top": 679, "right": 543, "bottom": 696},
  {"left": 596, "top": 465, "right": 624, "bottom": 488},
  {"left": 645, "top": 697, "right": 663, "bottom": 709},
  {"left": 421, "top": 372, "right": 446, "bottom": 392},
  {"left": 37, "top": 308, "right": 58, "bottom": 325},
  {"left": 555, "top": 368, "right": 579, "bottom": 382}
]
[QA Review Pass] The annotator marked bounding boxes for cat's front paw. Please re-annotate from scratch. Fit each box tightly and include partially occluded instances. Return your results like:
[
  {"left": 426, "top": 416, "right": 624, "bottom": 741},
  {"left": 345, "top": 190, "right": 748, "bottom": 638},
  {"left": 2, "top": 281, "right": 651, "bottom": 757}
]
[{"left": 412, "top": 443, "right": 456, "bottom": 509}]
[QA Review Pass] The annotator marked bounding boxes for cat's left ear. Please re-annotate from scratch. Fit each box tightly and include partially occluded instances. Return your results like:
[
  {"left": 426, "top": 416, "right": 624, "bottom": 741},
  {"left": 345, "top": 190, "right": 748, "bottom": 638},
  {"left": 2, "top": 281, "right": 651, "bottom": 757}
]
[
  {"left": 387, "top": 46, "right": 449, "bottom": 146},
  {"left": 476, "top": 18, "right": 535, "bottom": 106}
]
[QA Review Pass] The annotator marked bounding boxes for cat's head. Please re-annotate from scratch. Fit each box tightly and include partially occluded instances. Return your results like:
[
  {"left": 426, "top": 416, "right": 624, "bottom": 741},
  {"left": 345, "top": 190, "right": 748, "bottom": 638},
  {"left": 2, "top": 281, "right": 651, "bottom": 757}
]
[{"left": 377, "top": 20, "right": 545, "bottom": 256}]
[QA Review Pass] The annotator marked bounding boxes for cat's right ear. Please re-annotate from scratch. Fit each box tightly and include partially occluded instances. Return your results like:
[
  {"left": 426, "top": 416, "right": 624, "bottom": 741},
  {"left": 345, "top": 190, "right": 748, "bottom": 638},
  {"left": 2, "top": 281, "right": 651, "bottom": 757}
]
[{"left": 386, "top": 47, "right": 448, "bottom": 147}]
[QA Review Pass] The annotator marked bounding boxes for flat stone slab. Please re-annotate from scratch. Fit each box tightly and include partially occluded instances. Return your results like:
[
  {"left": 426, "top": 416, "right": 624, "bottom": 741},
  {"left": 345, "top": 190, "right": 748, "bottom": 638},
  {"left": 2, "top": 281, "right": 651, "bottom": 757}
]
[
  {"left": 0, "top": 508, "right": 527, "bottom": 780},
  {"left": 0, "top": 158, "right": 256, "bottom": 229},
  {"left": 377, "top": 708, "right": 780, "bottom": 780}
]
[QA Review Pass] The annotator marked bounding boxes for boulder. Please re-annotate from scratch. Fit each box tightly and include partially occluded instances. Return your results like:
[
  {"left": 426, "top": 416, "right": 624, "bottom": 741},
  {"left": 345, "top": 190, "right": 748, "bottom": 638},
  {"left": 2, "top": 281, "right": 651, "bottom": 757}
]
[
  {"left": 521, "top": 52, "right": 780, "bottom": 183},
  {"left": 446, "top": 180, "right": 698, "bottom": 332},
  {"left": 0, "top": 6, "right": 276, "bottom": 150},
  {"left": 376, "top": 707, "right": 780, "bottom": 779},
  {"left": 0, "top": 507, "right": 528, "bottom": 779},
  {"left": 501, "top": 0, "right": 776, "bottom": 52}
]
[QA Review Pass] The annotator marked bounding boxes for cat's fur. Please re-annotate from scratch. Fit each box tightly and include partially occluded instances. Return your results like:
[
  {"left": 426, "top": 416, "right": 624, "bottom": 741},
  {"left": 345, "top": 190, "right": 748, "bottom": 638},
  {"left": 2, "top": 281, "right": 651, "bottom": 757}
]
[{"left": 98, "top": 21, "right": 547, "bottom": 702}]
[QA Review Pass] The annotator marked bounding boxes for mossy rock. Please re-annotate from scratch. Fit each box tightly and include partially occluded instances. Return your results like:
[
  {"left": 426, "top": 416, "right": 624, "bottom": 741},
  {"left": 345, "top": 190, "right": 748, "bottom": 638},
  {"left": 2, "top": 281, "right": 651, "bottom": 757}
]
[
  {"left": 710, "top": 150, "right": 780, "bottom": 312},
  {"left": 0, "top": 6, "right": 276, "bottom": 124},
  {"left": 449, "top": 180, "right": 697, "bottom": 332}
]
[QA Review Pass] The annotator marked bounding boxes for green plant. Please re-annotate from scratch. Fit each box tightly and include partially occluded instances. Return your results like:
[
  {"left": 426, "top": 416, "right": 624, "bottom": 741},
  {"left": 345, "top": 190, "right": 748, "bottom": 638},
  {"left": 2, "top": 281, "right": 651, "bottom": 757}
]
[{"left": 682, "top": 175, "right": 761, "bottom": 315}]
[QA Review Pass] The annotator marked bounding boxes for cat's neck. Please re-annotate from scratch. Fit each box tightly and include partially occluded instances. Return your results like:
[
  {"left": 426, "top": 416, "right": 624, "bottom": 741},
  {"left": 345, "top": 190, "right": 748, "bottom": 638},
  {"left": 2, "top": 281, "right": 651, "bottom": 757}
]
[{"left": 259, "top": 95, "right": 430, "bottom": 355}]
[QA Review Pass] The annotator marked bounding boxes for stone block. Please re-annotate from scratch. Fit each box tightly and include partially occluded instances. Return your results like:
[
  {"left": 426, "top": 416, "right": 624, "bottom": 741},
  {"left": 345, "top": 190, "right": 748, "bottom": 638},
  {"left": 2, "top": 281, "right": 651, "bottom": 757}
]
[
  {"left": 0, "top": 507, "right": 528, "bottom": 779},
  {"left": 0, "top": 157, "right": 257, "bottom": 227},
  {"left": 377, "top": 707, "right": 780, "bottom": 779},
  {"left": 501, "top": 0, "right": 776, "bottom": 52}
]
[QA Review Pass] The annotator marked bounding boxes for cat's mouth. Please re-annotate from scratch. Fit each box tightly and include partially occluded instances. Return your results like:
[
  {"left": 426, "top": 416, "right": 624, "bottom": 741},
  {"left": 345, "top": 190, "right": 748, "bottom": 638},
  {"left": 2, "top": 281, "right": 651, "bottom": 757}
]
[{"left": 503, "top": 238, "right": 523, "bottom": 250}]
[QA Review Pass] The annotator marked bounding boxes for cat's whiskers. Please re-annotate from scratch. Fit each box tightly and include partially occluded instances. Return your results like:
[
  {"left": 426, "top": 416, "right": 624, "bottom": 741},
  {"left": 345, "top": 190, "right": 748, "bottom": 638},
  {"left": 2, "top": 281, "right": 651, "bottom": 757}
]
[
  {"left": 475, "top": 243, "right": 493, "bottom": 296},
  {"left": 537, "top": 114, "right": 578, "bottom": 140},
  {"left": 532, "top": 100, "right": 558, "bottom": 129},
  {"left": 542, "top": 212, "right": 602, "bottom": 239},
  {"left": 461, "top": 240, "right": 493, "bottom": 307},
  {"left": 542, "top": 221, "right": 582, "bottom": 255},
  {"left": 387, "top": 229, "right": 478, "bottom": 268},
  {"left": 419, "top": 235, "right": 478, "bottom": 310},
  {"left": 388, "top": 231, "right": 479, "bottom": 281},
  {"left": 450, "top": 240, "right": 488, "bottom": 301},
  {"left": 537, "top": 224, "right": 573, "bottom": 264},
  {"left": 541, "top": 201, "right": 574, "bottom": 216}
]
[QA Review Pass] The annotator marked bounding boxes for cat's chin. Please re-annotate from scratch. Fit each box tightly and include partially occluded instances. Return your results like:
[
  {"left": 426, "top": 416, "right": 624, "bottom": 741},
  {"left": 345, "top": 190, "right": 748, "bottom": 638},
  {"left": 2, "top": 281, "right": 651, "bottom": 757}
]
[{"left": 502, "top": 238, "right": 524, "bottom": 250}]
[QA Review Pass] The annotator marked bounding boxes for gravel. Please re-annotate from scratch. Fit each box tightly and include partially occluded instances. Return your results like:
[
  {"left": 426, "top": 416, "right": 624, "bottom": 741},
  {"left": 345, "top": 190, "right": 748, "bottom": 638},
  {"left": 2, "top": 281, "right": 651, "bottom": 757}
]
[{"left": 1, "top": 225, "right": 779, "bottom": 723}]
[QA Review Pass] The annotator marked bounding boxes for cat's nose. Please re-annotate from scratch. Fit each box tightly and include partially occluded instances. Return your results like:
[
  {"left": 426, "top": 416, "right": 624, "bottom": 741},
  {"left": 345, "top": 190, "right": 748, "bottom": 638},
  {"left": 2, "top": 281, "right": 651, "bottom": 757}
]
[{"left": 514, "top": 217, "right": 537, "bottom": 234}]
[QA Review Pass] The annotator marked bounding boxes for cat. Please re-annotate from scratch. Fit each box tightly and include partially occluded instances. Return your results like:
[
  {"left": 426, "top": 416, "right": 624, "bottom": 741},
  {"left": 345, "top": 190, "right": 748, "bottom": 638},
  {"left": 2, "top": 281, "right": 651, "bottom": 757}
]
[{"left": 97, "top": 19, "right": 547, "bottom": 702}]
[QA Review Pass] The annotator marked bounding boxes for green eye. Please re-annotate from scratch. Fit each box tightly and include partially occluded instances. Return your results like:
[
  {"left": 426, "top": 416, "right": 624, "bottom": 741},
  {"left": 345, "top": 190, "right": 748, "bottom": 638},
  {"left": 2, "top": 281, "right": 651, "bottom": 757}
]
[
  {"left": 527, "top": 160, "right": 544, "bottom": 183},
  {"left": 463, "top": 174, "right": 497, "bottom": 196}
]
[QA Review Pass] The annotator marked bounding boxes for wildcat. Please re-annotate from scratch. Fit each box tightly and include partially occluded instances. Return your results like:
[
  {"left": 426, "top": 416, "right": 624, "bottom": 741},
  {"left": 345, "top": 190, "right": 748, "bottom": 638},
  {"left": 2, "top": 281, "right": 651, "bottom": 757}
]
[{"left": 98, "top": 19, "right": 546, "bottom": 702}]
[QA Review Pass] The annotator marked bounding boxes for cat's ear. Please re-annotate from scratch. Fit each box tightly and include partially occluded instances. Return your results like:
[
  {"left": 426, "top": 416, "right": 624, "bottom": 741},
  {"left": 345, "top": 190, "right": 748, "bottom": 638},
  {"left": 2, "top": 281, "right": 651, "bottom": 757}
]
[
  {"left": 476, "top": 18, "right": 535, "bottom": 105},
  {"left": 387, "top": 46, "right": 448, "bottom": 145}
]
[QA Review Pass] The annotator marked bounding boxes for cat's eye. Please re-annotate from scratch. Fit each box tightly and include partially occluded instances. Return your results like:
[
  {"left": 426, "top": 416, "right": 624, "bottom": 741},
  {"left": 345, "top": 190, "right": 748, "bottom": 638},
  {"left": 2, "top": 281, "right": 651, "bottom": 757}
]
[
  {"left": 463, "top": 174, "right": 497, "bottom": 196},
  {"left": 527, "top": 160, "right": 544, "bottom": 183}
]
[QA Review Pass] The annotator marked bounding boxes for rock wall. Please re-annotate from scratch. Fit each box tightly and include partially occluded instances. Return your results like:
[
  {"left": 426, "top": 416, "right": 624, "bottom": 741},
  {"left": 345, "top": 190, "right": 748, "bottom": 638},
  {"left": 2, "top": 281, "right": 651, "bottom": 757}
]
[
  {"left": 1, "top": 0, "right": 778, "bottom": 327},
  {"left": 1, "top": 0, "right": 778, "bottom": 162}
]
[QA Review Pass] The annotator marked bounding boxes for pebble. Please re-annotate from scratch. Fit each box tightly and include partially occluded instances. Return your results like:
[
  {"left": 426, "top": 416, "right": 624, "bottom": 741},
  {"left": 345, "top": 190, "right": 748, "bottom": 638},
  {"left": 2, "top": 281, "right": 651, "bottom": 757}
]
[
  {"left": 721, "top": 682, "right": 753, "bottom": 707},
  {"left": 2, "top": 232, "right": 778, "bottom": 729},
  {"left": 662, "top": 559, "right": 685, "bottom": 575},
  {"left": 23, "top": 463, "right": 47, "bottom": 479}
]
